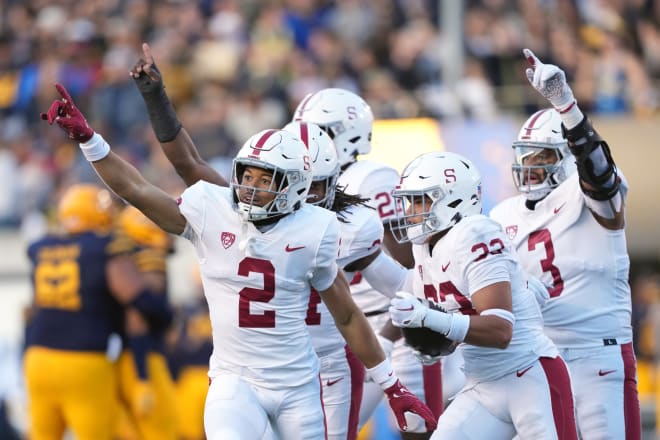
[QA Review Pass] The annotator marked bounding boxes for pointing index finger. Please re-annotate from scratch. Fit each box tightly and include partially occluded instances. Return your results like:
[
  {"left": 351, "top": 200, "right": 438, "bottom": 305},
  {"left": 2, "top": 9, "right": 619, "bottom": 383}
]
[
  {"left": 142, "top": 43, "right": 154, "bottom": 65},
  {"left": 55, "top": 83, "right": 73, "bottom": 104},
  {"left": 522, "top": 48, "right": 539, "bottom": 68}
]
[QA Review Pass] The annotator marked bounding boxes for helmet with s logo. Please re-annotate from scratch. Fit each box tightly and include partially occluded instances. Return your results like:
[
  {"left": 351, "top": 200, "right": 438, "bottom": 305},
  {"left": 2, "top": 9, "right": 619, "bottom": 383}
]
[
  {"left": 293, "top": 88, "right": 373, "bottom": 168},
  {"left": 512, "top": 108, "right": 576, "bottom": 201},
  {"left": 391, "top": 152, "right": 482, "bottom": 244},
  {"left": 282, "top": 121, "right": 340, "bottom": 209},
  {"left": 232, "top": 129, "right": 312, "bottom": 222}
]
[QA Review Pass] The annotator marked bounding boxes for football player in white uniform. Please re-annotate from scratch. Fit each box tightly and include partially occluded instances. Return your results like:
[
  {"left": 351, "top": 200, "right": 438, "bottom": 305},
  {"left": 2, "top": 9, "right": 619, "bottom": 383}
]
[
  {"left": 490, "top": 49, "right": 641, "bottom": 439},
  {"left": 41, "top": 84, "right": 437, "bottom": 439},
  {"left": 284, "top": 121, "right": 423, "bottom": 439},
  {"left": 388, "top": 151, "right": 578, "bottom": 439},
  {"left": 293, "top": 88, "right": 450, "bottom": 438},
  {"left": 127, "top": 44, "right": 426, "bottom": 439}
]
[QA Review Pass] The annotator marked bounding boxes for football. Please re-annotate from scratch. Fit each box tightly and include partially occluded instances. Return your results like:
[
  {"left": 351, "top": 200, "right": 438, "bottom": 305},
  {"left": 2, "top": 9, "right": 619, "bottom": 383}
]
[{"left": 401, "top": 326, "right": 458, "bottom": 357}]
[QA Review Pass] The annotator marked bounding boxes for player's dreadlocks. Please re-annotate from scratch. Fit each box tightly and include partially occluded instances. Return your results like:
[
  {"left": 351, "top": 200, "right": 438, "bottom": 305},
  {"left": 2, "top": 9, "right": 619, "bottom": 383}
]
[{"left": 331, "top": 185, "right": 373, "bottom": 222}]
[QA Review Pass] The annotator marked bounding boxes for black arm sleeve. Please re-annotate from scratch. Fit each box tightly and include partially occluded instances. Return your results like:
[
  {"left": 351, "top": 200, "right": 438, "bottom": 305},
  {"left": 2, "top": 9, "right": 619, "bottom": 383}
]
[
  {"left": 562, "top": 115, "right": 619, "bottom": 201},
  {"left": 133, "top": 63, "right": 182, "bottom": 143}
]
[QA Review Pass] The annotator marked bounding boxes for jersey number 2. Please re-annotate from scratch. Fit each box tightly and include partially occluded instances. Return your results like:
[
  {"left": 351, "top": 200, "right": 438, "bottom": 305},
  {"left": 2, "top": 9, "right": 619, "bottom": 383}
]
[{"left": 238, "top": 257, "right": 276, "bottom": 328}]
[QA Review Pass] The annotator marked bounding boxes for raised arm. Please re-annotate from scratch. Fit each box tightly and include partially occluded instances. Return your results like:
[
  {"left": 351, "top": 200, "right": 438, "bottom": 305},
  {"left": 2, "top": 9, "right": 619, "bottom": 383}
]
[
  {"left": 130, "top": 42, "right": 228, "bottom": 188},
  {"left": 523, "top": 48, "right": 625, "bottom": 230},
  {"left": 41, "top": 83, "right": 187, "bottom": 235}
]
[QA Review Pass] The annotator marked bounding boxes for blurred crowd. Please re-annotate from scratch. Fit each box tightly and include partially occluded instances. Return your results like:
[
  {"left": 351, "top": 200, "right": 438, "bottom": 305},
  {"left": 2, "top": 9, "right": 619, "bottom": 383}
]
[{"left": 0, "top": 0, "right": 658, "bottom": 231}]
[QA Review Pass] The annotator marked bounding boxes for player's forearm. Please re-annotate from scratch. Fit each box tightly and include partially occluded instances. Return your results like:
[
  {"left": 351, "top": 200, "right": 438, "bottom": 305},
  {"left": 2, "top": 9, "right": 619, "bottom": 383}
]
[
  {"left": 161, "top": 128, "right": 228, "bottom": 188},
  {"left": 90, "top": 148, "right": 150, "bottom": 203},
  {"left": 335, "top": 310, "right": 385, "bottom": 368},
  {"left": 463, "top": 315, "right": 513, "bottom": 349},
  {"left": 382, "top": 228, "right": 414, "bottom": 268}
]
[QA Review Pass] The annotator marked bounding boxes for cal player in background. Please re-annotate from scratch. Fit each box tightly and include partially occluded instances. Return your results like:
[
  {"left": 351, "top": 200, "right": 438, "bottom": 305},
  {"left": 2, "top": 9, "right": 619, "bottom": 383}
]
[
  {"left": 115, "top": 205, "right": 177, "bottom": 440},
  {"left": 489, "top": 49, "right": 641, "bottom": 439},
  {"left": 294, "top": 88, "right": 452, "bottom": 439},
  {"left": 389, "top": 151, "right": 578, "bottom": 439},
  {"left": 23, "top": 184, "right": 153, "bottom": 440},
  {"left": 41, "top": 83, "right": 436, "bottom": 438},
  {"left": 166, "top": 265, "right": 213, "bottom": 440}
]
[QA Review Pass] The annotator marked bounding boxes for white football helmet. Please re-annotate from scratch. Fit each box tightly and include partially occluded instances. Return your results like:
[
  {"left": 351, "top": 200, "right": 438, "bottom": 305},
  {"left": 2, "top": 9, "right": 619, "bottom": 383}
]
[
  {"left": 293, "top": 88, "right": 373, "bottom": 168},
  {"left": 232, "top": 129, "right": 312, "bottom": 222},
  {"left": 283, "top": 121, "right": 340, "bottom": 209},
  {"left": 391, "top": 152, "right": 482, "bottom": 244},
  {"left": 512, "top": 108, "right": 576, "bottom": 201}
]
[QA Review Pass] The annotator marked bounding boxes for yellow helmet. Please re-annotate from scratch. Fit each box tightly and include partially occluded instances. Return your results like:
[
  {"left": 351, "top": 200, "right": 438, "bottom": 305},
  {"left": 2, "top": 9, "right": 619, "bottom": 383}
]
[
  {"left": 57, "top": 184, "right": 115, "bottom": 234},
  {"left": 117, "top": 205, "right": 171, "bottom": 251}
]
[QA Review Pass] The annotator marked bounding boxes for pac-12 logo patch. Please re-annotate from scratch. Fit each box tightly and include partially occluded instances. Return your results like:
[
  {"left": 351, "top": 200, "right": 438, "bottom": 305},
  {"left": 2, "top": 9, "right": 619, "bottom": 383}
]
[
  {"left": 221, "top": 232, "right": 236, "bottom": 249},
  {"left": 506, "top": 225, "right": 518, "bottom": 240}
]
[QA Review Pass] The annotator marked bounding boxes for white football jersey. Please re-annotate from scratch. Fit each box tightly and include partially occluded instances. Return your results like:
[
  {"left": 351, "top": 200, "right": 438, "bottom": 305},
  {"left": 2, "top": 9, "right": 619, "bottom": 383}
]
[
  {"left": 413, "top": 215, "right": 557, "bottom": 383},
  {"left": 338, "top": 160, "right": 401, "bottom": 223},
  {"left": 178, "top": 182, "right": 340, "bottom": 389},
  {"left": 308, "top": 204, "right": 384, "bottom": 356},
  {"left": 490, "top": 173, "right": 632, "bottom": 349},
  {"left": 338, "top": 160, "right": 400, "bottom": 314}
]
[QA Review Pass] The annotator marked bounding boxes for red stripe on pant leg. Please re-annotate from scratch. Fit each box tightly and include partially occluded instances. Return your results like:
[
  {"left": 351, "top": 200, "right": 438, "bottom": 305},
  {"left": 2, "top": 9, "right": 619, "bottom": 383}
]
[
  {"left": 540, "top": 356, "right": 578, "bottom": 440},
  {"left": 345, "top": 345, "right": 364, "bottom": 440},
  {"left": 621, "top": 342, "right": 641, "bottom": 440},
  {"left": 422, "top": 362, "right": 443, "bottom": 431},
  {"left": 318, "top": 373, "right": 328, "bottom": 440}
]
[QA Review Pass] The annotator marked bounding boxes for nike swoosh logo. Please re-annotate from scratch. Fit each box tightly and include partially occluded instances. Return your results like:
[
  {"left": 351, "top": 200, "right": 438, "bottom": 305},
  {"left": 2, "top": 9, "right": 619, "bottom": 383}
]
[
  {"left": 598, "top": 369, "right": 616, "bottom": 376},
  {"left": 396, "top": 306, "right": 414, "bottom": 311},
  {"left": 285, "top": 244, "right": 305, "bottom": 252},
  {"left": 554, "top": 203, "right": 566, "bottom": 214},
  {"left": 516, "top": 365, "right": 534, "bottom": 377},
  {"left": 442, "top": 262, "right": 450, "bottom": 272},
  {"left": 326, "top": 377, "right": 344, "bottom": 386}
]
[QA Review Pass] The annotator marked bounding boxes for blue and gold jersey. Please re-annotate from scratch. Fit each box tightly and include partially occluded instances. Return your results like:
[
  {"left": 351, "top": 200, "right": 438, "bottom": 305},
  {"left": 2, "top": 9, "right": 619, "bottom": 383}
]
[
  {"left": 26, "top": 231, "right": 127, "bottom": 352},
  {"left": 168, "top": 300, "right": 213, "bottom": 379}
]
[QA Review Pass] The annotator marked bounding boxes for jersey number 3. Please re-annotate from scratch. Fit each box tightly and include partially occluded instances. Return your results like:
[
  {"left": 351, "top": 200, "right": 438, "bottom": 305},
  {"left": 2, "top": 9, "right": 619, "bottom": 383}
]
[{"left": 528, "top": 229, "right": 564, "bottom": 297}]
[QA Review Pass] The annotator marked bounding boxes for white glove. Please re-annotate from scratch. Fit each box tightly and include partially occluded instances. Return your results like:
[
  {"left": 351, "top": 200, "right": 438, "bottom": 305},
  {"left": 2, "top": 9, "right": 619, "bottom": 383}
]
[
  {"left": 389, "top": 292, "right": 427, "bottom": 328},
  {"left": 523, "top": 48, "right": 575, "bottom": 111},
  {"left": 413, "top": 349, "right": 442, "bottom": 366}
]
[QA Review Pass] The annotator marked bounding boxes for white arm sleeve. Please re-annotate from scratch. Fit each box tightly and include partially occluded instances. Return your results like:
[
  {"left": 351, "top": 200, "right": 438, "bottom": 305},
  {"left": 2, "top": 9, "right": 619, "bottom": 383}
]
[
  {"left": 360, "top": 252, "right": 409, "bottom": 298},
  {"left": 310, "top": 216, "right": 340, "bottom": 292}
]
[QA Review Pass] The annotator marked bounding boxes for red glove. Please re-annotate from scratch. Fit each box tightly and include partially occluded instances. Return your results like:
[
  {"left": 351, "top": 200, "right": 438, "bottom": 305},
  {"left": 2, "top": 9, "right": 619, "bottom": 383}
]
[
  {"left": 384, "top": 379, "right": 438, "bottom": 432},
  {"left": 40, "top": 83, "right": 94, "bottom": 142}
]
